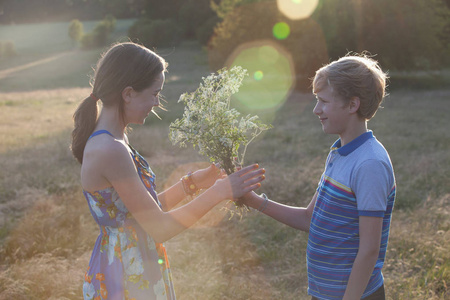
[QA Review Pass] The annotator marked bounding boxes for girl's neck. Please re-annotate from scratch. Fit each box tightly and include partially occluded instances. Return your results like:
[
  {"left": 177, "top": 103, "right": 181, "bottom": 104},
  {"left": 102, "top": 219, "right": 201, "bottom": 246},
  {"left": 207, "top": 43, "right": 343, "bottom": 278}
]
[{"left": 95, "top": 106, "right": 127, "bottom": 140}]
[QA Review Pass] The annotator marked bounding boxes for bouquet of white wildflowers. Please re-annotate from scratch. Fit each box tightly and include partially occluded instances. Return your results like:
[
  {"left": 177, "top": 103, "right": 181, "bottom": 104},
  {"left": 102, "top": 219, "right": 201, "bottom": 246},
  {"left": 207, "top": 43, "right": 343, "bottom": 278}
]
[{"left": 169, "top": 66, "right": 271, "bottom": 210}]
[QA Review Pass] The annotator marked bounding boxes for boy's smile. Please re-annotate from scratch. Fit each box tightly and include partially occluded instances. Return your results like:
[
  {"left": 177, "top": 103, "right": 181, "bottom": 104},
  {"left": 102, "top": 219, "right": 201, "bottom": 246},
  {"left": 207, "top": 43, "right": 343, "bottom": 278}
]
[{"left": 313, "top": 85, "right": 350, "bottom": 137}]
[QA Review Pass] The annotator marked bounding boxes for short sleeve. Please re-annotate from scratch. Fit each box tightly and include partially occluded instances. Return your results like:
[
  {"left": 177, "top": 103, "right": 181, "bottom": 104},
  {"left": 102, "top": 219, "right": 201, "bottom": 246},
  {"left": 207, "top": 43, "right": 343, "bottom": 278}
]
[{"left": 352, "top": 159, "right": 394, "bottom": 216}]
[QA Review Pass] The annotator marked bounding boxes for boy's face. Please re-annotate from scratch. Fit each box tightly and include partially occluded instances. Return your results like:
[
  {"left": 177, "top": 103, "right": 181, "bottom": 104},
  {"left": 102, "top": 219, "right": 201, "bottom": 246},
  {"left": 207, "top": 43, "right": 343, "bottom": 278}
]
[{"left": 313, "top": 85, "right": 351, "bottom": 136}]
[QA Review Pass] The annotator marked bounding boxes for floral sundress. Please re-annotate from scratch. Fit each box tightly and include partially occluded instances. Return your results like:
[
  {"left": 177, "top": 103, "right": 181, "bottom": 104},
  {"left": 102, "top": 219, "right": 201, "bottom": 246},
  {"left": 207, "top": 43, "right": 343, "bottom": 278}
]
[{"left": 82, "top": 130, "right": 176, "bottom": 300}]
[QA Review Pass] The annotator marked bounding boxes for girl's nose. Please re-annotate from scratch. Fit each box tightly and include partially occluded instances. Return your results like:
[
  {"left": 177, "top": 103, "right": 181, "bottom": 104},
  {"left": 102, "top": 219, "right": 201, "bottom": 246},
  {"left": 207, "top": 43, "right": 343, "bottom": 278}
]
[{"left": 313, "top": 102, "right": 321, "bottom": 115}]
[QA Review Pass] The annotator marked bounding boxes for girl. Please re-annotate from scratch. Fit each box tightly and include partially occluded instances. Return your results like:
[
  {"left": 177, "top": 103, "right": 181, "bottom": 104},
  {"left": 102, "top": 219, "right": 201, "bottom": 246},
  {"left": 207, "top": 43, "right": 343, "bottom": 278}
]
[{"left": 71, "top": 42, "right": 265, "bottom": 300}]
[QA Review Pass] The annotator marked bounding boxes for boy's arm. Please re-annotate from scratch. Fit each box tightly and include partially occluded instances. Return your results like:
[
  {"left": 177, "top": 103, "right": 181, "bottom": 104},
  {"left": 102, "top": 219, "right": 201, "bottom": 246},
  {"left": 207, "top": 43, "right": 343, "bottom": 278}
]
[
  {"left": 343, "top": 216, "right": 383, "bottom": 300},
  {"left": 241, "top": 191, "right": 317, "bottom": 232}
]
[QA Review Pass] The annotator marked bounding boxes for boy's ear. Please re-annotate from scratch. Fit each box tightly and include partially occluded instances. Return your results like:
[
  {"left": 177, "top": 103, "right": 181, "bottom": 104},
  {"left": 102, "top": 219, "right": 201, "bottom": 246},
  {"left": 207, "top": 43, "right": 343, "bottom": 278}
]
[
  {"left": 348, "top": 97, "right": 360, "bottom": 114},
  {"left": 122, "top": 86, "right": 134, "bottom": 103}
]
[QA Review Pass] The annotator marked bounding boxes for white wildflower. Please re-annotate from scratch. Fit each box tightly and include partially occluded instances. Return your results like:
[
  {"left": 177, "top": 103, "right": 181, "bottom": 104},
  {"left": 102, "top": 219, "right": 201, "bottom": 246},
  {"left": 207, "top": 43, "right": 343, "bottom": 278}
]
[{"left": 169, "top": 66, "right": 272, "bottom": 176}]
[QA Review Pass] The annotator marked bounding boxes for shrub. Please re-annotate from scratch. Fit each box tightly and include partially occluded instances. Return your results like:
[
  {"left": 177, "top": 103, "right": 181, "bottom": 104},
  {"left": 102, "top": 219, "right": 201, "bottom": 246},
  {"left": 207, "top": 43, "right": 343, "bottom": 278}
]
[
  {"left": 68, "top": 19, "right": 83, "bottom": 44},
  {"left": 92, "top": 21, "right": 110, "bottom": 47},
  {"left": 196, "top": 16, "right": 221, "bottom": 46},
  {"left": 80, "top": 15, "right": 117, "bottom": 50},
  {"left": 178, "top": 0, "right": 217, "bottom": 39},
  {"left": 208, "top": 1, "right": 328, "bottom": 90},
  {"left": 80, "top": 32, "right": 96, "bottom": 50},
  {"left": 0, "top": 41, "right": 17, "bottom": 58},
  {"left": 103, "top": 14, "right": 117, "bottom": 32},
  {"left": 128, "top": 18, "right": 181, "bottom": 48}
]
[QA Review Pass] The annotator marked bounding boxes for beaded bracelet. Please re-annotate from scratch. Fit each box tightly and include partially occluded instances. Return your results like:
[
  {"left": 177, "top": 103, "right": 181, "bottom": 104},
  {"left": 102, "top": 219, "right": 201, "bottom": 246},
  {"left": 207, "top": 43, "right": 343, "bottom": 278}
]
[
  {"left": 181, "top": 172, "right": 198, "bottom": 196},
  {"left": 257, "top": 193, "right": 269, "bottom": 213}
]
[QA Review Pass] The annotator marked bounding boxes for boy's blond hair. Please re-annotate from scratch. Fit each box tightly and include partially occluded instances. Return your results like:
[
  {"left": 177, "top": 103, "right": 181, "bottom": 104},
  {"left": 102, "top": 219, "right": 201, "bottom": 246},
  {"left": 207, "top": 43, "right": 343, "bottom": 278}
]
[{"left": 313, "top": 53, "right": 388, "bottom": 120}]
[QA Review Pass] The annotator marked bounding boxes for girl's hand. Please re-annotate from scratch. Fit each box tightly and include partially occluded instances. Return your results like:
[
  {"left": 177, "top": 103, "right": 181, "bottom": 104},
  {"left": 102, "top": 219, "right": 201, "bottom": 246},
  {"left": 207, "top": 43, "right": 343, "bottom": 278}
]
[
  {"left": 213, "top": 164, "right": 265, "bottom": 200},
  {"left": 192, "top": 163, "right": 224, "bottom": 190}
]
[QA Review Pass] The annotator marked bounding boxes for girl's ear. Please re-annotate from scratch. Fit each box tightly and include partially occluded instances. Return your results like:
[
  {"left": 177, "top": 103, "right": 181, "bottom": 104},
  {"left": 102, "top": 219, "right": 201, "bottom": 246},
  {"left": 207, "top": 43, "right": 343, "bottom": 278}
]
[
  {"left": 122, "top": 86, "right": 134, "bottom": 104},
  {"left": 348, "top": 96, "right": 360, "bottom": 114}
]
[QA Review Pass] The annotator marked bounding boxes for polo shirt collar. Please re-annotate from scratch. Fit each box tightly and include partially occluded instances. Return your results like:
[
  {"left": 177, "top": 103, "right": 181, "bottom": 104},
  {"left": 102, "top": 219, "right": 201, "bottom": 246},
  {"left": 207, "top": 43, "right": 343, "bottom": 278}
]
[{"left": 331, "top": 131, "right": 374, "bottom": 156}]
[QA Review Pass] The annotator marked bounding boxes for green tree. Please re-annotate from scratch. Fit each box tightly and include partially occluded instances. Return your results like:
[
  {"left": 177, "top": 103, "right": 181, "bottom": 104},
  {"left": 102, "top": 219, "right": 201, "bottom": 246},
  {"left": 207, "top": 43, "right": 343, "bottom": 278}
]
[
  {"left": 314, "top": 0, "right": 450, "bottom": 70},
  {"left": 128, "top": 19, "right": 181, "bottom": 49},
  {"left": 208, "top": 1, "right": 328, "bottom": 90},
  {"left": 211, "top": 0, "right": 267, "bottom": 19},
  {"left": 130, "top": 0, "right": 218, "bottom": 46},
  {"left": 358, "top": 0, "right": 449, "bottom": 70},
  {"left": 178, "top": 0, "right": 216, "bottom": 39}
]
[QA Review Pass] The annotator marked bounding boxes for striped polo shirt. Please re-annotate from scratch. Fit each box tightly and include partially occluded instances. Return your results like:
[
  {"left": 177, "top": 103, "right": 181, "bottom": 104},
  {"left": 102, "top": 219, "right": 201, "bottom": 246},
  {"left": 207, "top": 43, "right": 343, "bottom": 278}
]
[{"left": 307, "top": 131, "right": 396, "bottom": 299}]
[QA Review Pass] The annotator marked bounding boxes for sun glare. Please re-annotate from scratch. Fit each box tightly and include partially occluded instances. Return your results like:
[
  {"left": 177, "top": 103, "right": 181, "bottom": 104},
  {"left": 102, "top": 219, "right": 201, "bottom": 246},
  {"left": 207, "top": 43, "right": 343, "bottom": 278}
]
[
  {"left": 225, "top": 40, "right": 295, "bottom": 119},
  {"left": 272, "top": 22, "right": 290, "bottom": 40},
  {"left": 277, "top": 0, "right": 319, "bottom": 20}
]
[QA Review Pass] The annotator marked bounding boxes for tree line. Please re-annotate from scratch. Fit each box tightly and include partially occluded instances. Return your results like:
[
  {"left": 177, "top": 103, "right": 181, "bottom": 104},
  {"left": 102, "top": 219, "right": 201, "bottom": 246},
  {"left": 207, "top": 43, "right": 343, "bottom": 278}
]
[
  {"left": 3, "top": 0, "right": 449, "bottom": 89},
  {"left": 0, "top": 0, "right": 145, "bottom": 23}
]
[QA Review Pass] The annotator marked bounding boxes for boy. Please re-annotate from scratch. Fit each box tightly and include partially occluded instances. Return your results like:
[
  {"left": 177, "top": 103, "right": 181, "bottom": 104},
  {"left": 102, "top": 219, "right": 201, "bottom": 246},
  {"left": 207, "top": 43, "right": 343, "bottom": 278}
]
[{"left": 242, "top": 54, "right": 395, "bottom": 299}]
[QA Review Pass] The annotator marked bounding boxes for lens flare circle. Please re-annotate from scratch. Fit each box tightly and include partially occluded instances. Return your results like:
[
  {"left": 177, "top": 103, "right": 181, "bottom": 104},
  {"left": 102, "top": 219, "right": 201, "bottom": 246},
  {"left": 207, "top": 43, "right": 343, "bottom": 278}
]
[
  {"left": 254, "top": 71, "right": 264, "bottom": 81},
  {"left": 277, "top": 0, "right": 319, "bottom": 20},
  {"left": 273, "top": 22, "right": 290, "bottom": 40},
  {"left": 225, "top": 40, "right": 295, "bottom": 117}
]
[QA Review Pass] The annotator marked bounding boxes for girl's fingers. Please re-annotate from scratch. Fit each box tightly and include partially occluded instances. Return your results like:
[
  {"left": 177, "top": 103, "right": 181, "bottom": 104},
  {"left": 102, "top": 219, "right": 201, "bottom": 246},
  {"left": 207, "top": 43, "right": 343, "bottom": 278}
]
[
  {"left": 240, "top": 168, "right": 265, "bottom": 182},
  {"left": 235, "top": 182, "right": 262, "bottom": 198},
  {"left": 242, "top": 176, "right": 265, "bottom": 190},
  {"left": 235, "top": 164, "right": 259, "bottom": 176}
]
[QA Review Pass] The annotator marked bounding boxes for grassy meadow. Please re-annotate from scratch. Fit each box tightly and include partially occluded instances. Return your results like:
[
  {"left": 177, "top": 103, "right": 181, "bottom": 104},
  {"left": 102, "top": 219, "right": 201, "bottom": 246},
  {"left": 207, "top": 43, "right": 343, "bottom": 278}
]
[{"left": 0, "top": 20, "right": 449, "bottom": 300}]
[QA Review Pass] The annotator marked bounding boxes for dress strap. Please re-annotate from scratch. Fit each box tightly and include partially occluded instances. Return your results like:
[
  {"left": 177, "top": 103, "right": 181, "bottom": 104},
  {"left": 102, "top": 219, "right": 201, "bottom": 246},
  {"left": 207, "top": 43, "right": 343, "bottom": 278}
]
[{"left": 88, "top": 130, "right": 115, "bottom": 140}]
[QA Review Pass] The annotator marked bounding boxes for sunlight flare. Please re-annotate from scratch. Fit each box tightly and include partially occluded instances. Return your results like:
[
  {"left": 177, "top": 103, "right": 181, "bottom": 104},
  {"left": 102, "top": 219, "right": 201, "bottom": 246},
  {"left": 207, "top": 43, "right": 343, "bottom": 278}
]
[
  {"left": 277, "top": 0, "right": 319, "bottom": 20},
  {"left": 225, "top": 40, "right": 295, "bottom": 118},
  {"left": 272, "top": 22, "right": 290, "bottom": 40}
]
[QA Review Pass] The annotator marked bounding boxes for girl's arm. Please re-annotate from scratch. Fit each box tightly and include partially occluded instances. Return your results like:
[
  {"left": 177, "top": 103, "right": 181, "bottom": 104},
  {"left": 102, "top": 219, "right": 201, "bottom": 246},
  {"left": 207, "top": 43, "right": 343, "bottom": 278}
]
[
  {"left": 343, "top": 216, "right": 383, "bottom": 300},
  {"left": 102, "top": 143, "right": 264, "bottom": 243},
  {"left": 157, "top": 164, "right": 223, "bottom": 211},
  {"left": 241, "top": 191, "right": 317, "bottom": 232}
]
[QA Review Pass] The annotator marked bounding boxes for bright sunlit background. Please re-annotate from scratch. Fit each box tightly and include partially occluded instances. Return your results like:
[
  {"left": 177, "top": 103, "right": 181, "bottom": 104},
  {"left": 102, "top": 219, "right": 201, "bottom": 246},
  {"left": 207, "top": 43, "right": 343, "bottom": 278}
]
[{"left": 0, "top": 0, "right": 449, "bottom": 299}]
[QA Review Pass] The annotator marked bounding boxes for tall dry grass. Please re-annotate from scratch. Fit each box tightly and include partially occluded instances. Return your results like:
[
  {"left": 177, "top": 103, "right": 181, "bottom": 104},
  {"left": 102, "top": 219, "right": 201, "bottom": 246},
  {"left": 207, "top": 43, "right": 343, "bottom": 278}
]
[
  {"left": 0, "top": 29, "right": 449, "bottom": 299},
  {"left": 1, "top": 85, "right": 448, "bottom": 299}
]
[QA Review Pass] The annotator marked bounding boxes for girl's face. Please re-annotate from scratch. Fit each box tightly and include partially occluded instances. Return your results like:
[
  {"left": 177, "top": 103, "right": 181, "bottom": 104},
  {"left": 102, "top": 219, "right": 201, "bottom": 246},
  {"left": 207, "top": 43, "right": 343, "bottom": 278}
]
[
  {"left": 125, "top": 72, "right": 165, "bottom": 125},
  {"left": 313, "top": 85, "right": 351, "bottom": 137}
]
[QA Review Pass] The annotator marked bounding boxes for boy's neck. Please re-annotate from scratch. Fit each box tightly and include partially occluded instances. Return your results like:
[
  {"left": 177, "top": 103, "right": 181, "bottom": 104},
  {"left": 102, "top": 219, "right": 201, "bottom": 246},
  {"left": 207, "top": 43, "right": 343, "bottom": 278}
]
[{"left": 339, "top": 120, "right": 368, "bottom": 147}]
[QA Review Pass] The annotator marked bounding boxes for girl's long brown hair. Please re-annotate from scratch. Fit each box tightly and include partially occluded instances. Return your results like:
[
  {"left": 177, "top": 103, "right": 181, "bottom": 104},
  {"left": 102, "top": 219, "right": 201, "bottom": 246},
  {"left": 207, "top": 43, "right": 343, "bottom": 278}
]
[{"left": 71, "top": 42, "right": 167, "bottom": 163}]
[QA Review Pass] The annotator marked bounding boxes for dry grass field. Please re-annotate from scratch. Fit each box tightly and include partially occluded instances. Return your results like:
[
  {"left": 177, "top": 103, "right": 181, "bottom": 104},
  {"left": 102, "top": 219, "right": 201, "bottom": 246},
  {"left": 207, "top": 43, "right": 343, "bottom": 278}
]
[{"left": 0, "top": 20, "right": 449, "bottom": 299}]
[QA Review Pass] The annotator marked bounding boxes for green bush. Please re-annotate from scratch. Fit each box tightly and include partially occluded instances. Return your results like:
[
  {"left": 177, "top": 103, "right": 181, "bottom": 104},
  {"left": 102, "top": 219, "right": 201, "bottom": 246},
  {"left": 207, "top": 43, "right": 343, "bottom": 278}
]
[
  {"left": 208, "top": 1, "right": 328, "bottom": 90},
  {"left": 103, "top": 14, "right": 117, "bottom": 32},
  {"left": 80, "top": 32, "right": 96, "bottom": 50},
  {"left": 128, "top": 18, "right": 181, "bottom": 48},
  {"left": 92, "top": 21, "right": 111, "bottom": 47},
  {"left": 178, "top": 0, "right": 217, "bottom": 39},
  {"left": 68, "top": 19, "right": 83, "bottom": 43},
  {"left": 0, "top": 41, "right": 17, "bottom": 58},
  {"left": 196, "top": 16, "right": 221, "bottom": 46},
  {"left": 80, "top": 15, "right": 116, "bottom": 50}
]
